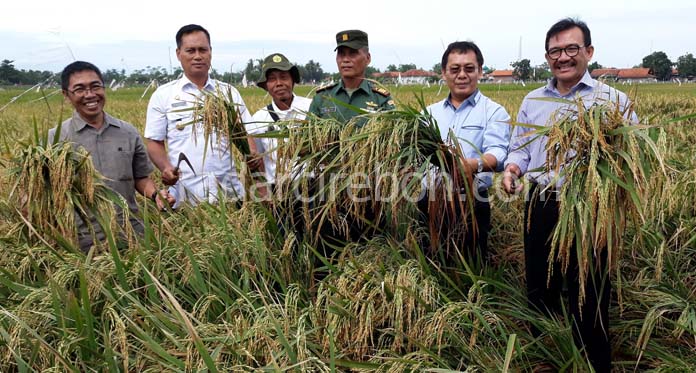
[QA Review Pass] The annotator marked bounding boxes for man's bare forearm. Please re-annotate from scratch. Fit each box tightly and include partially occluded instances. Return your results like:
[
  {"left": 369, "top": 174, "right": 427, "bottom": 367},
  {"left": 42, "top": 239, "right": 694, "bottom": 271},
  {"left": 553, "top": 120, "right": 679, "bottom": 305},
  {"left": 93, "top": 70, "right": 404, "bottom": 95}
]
[{"left": 146, "top": 140, "right": 172, "bottom": 171}]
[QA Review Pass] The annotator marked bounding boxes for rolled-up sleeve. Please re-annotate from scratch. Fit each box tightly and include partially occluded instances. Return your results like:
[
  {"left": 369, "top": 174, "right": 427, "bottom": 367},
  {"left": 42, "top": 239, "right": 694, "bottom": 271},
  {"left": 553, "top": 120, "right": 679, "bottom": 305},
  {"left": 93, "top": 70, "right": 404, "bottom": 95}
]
[
  {"left": 505, "top": 101, "right": 532, "bottom": 174},
  {"left": 482, "top": 105, "right": 511, "bottom": 171}
]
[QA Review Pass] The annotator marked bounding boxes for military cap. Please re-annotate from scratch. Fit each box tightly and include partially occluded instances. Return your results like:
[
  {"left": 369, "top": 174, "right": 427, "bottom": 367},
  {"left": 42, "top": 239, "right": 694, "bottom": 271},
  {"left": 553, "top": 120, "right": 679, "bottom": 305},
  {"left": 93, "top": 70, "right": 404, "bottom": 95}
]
[
  {"left": 257, "top": 53, "right": 300, "bottom": 89},
  {"left": 334, "top": 30, "right": 368, "bottom": 51}
]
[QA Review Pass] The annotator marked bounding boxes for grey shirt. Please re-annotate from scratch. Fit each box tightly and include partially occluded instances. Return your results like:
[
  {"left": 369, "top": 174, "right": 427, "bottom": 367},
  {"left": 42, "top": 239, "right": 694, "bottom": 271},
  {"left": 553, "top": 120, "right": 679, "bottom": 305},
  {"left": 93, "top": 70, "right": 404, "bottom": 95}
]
[{"left": 49, "top": 111, "right": 154, "bottom": 250}]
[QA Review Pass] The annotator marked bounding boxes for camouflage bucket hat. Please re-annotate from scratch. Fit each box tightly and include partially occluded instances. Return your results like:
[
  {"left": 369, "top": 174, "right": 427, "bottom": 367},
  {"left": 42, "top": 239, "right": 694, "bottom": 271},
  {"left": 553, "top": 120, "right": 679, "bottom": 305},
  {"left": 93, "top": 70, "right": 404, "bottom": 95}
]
[
  {"left": 257, "top": 53, "right": 300, "bottom": 89},
  {"left": 334, "top": 29, "right": 368, "bottom": 51}
]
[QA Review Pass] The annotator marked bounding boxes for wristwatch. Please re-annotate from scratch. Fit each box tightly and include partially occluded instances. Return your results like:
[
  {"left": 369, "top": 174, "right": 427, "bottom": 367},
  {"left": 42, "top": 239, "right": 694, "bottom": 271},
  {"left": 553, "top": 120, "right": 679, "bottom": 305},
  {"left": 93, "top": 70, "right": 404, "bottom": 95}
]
[{"left": 476, "top": 158, "right": 484, "bottom": 173}]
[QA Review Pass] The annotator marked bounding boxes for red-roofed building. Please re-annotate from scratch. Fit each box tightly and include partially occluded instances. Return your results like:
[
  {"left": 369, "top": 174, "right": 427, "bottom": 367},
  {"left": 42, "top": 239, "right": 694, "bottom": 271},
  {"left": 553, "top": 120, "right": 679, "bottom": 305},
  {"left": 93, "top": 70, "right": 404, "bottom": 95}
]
[
  {"left": 486, "top": 69, "right": 515, "bottom": 83},
  {"left": 590, "top": 68, "right": 655, "bottom": 82}
]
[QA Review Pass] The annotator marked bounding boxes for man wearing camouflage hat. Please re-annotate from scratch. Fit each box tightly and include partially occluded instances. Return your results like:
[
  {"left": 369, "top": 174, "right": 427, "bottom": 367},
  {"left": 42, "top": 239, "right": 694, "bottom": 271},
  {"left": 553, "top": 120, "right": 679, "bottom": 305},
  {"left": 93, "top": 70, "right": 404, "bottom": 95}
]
[
  {"left": 248, "top": 53, "right": 312, "bottom": 187},
  {"left": 308, "top": 29, "right": 394, "bottom": 123}
]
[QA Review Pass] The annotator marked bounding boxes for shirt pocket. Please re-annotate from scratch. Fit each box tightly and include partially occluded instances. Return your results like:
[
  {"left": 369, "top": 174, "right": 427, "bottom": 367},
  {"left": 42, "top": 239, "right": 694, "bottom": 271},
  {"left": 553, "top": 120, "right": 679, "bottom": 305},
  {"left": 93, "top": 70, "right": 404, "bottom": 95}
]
[
  {"left": 166, "top": 111, "right": 193, "bottom": 139},
  {"left": 456, "top": 121, "right": 485, "bottom": 154},
  {"left": 101, "top": 141, "right": 134, "bottom": 182},
  {"left": 460, "top": 122, "right": 484, "bottom": 131}
]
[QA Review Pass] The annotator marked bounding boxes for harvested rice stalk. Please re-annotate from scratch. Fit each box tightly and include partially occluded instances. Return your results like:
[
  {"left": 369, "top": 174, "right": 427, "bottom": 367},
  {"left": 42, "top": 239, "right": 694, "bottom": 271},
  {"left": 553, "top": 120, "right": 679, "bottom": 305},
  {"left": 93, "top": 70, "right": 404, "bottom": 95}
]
[
  {"left": 181, "top": 84, "right": 261, "bottom": 196},
  {"left": 184, "top": 84, "right": 250, "bottom": 155},
  {"left": 273, "top": 99, "right": 475, "bottom": 250},
  {"left": 5, "top": 140, "right": 128, "bottom": 249},
  {"left": 540, "top": 97, "right": 665, "bottom": 306}
]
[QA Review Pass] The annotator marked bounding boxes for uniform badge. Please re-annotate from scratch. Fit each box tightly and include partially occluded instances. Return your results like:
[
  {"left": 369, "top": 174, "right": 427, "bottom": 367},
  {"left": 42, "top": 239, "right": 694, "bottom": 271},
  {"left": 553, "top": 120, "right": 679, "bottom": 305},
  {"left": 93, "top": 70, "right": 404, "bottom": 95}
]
[
  {"left": 371, "top": 86, "right": 391, "bottom": 97},
  {"left": 321, "top": 106, "right": 337, "bottom": 114},
  {"left": 272, "top": 55, "right": 282, "bottom": 63},
  {"left": 366, "top": 101, "right": 378, "bottom": 108},
  {"left": 342, "top": 34, "right": 349, "bottom": 41}
]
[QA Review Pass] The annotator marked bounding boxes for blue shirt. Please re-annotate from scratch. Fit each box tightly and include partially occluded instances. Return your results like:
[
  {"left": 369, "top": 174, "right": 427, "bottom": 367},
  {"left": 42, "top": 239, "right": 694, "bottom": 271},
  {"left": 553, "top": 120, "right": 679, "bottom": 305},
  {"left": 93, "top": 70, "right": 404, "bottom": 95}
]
[
  {"left": 506, "top": 71, "right": 638, "bottom": 188},
  {"left": 427, "top": 90, "right": 511, "bottom": 189}
]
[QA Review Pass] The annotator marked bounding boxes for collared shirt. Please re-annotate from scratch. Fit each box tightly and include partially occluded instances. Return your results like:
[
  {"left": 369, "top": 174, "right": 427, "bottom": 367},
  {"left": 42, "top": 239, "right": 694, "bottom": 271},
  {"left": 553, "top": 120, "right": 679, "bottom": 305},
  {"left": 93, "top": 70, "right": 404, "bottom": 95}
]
[
  {"left": 145, "top": 75, "right": 253, "bottom": 205},
  {"left": 308, "top": 79, "right": 395, "bottom": 124},
  {"left": 49, "top": 111, "right": 153, "bottom": 250},
  {"left": 51, "top": 111, "right": 154, "bottom": 212},
  {"left": 248, "top": 94, "right": 312, "bottom": 183},
  {"left": 426, "top": 90, "right": 511, "bottom": 189},
  {"left": 505, "top": 71, "right": 638, "bottom": 188}
]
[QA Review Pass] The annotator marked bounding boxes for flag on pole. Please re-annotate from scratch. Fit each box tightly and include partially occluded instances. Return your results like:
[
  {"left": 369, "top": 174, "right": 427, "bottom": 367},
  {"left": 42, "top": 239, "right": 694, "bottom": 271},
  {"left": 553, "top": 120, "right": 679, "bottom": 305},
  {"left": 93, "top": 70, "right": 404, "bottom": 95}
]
[{"left": 242, "top": 73, "right": 248, "bottom": 88}]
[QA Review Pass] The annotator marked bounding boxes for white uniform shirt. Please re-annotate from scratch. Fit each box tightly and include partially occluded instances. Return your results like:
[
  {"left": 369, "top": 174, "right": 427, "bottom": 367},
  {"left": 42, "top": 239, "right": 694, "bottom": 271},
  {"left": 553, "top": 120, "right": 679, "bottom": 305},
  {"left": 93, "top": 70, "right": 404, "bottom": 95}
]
[
  {"left": 145, "top": 75, "right": 252, "bottom": 206},
  {"left": 248, "top": 94, "right": 312, "bottom": 183}
]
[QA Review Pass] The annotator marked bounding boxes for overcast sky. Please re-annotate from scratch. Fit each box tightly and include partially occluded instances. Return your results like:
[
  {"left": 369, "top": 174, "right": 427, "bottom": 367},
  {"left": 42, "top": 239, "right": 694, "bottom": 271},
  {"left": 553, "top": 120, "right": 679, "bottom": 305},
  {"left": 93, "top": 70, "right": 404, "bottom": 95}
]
[{"left": 1, "top": 0, "right": 693, "bottom": 74}]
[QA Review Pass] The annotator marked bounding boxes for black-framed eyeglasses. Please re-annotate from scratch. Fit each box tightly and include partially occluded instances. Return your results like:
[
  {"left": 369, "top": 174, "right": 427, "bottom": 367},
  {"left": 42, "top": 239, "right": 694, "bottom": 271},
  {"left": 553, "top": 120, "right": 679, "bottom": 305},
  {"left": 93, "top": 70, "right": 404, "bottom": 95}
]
[
  {"left": 546, "top": 44, "right": 586, "bottom": 60},
  {"left": 69, "top": 84, "right": 105, "bottom": 96}
]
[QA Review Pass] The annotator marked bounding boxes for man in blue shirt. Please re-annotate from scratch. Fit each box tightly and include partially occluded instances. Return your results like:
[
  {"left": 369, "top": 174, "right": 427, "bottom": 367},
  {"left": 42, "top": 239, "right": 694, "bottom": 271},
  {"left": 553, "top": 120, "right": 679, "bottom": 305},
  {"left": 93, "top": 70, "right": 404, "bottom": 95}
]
[
  {"left": 425, "top": 41, "right": 511, "bottom": 263},
  {"left": 503, "top": 18, "right": 636, "bottom": 372}
]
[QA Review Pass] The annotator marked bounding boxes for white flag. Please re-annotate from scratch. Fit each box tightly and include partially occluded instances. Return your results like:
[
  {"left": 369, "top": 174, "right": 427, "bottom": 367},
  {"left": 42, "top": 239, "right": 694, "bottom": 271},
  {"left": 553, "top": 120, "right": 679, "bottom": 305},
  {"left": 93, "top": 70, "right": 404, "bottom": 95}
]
[{"left": 242, "top": 73, "right": 248, "bottom": 88}]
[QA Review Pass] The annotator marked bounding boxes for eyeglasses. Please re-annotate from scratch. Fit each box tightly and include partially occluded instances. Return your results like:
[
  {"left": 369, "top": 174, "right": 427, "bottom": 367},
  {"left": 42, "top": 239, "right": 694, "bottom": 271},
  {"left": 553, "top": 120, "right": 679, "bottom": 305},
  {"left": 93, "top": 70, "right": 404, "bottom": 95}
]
[
  {"left": 68, "top": 84, "right": 105, "bottom": 96},
  {"left": 546, "top": 44, "right": 586, "bottom": 60},
  {"left": 447, "top": 65, "right": 478, "bottom": 76}
]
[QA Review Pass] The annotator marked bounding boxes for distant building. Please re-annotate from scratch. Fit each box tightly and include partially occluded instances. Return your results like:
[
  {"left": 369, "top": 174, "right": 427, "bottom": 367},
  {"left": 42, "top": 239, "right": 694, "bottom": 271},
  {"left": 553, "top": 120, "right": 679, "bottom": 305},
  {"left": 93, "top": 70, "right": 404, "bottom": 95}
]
[
  {"left": 372, "top": 69, "right": 439, "bottom": 85},
  {"left": 591, "top": 68, "right": 656, "bottom": 83},
  {"left": 486, "top": 69, "right": 515, "bottom": 83}
]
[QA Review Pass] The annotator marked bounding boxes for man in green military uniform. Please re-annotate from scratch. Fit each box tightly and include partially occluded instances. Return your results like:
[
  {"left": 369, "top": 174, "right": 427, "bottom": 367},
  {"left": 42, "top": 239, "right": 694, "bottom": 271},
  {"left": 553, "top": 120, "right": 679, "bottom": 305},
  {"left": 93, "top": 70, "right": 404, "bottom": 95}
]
[{"left": 308, "top": 29, "right": 395, "bottom": 123}]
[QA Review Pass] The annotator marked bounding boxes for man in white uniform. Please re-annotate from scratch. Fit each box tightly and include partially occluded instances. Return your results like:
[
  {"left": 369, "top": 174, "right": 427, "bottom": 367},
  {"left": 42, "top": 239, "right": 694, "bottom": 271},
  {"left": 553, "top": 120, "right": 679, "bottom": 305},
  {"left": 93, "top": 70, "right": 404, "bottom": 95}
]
[{"left": 145, "top": 24, "right": 256, "bottom": 206}]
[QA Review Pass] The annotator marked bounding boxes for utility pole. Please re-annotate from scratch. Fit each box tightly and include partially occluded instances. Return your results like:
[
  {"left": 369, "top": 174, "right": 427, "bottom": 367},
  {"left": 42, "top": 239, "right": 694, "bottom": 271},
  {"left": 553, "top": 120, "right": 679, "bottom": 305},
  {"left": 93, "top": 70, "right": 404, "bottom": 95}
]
[{"left": 168, "top": 47, "right": 173, "bottom": 75}]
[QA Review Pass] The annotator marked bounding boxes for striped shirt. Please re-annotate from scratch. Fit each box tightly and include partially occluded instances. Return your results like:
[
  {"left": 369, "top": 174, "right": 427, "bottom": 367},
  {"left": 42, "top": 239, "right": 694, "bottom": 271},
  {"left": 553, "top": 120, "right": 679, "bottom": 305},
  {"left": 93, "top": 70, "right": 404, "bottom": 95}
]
[{"left": 505, "top": 71, "right": 638, "bottom": 188}]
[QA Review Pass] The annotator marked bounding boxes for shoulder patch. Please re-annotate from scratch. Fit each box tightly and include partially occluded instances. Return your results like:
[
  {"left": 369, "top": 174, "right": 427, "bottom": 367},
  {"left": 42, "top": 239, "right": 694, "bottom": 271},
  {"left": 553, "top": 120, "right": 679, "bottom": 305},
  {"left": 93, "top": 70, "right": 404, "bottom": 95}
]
[
  {"left": 316, "top": 82, "right": 338, "bottom": 93},
  {"left": 372, "top": 86, "right": 390, "bottom": 97}
]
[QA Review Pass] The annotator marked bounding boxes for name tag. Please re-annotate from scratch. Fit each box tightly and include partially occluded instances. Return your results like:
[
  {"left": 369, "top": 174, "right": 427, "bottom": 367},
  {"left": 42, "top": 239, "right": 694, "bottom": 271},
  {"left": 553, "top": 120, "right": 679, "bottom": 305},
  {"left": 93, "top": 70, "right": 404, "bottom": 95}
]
[
  {"left": 171, "top": 102, "right": 187, "bottom": 108},
  {"left": 321, "top": 107, "right": 337, "bottom": 114}
]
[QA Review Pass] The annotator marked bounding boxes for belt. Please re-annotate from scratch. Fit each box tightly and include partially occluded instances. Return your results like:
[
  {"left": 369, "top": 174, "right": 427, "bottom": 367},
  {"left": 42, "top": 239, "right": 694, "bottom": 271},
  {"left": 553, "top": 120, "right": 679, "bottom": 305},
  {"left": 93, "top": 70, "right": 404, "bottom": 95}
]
[{"left": 529, "top": 182, "right": 559, "bottom": 201}]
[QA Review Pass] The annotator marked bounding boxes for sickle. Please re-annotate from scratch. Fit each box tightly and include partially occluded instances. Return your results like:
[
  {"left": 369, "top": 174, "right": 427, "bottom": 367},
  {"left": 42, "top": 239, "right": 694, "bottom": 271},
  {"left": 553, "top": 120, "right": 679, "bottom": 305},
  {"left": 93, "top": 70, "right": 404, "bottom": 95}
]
[{"left": 175, "top": 152, "right": 196, "bottom": 175}]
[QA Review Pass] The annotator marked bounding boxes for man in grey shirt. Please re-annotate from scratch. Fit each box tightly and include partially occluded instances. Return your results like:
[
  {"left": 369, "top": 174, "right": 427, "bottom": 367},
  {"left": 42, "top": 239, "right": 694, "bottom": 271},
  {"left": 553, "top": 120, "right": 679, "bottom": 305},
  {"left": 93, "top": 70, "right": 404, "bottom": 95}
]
[{"left": 51, "top": 61, "right": 174, "bottom": 252}]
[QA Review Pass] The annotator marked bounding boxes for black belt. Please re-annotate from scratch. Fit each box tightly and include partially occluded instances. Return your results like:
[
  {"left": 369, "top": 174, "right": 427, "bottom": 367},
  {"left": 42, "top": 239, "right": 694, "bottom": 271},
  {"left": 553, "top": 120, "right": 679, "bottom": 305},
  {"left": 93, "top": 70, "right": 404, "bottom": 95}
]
[{"left": 529, "top": 182, "right": 559, "bottom": 201}]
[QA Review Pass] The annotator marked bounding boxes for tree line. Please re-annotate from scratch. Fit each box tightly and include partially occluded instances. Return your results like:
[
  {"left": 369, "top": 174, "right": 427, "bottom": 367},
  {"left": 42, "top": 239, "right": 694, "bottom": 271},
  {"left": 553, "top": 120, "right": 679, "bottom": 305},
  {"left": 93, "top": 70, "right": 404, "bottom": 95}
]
[
  {"left": 510, "top": 51, "right": 696, "bottom": 82},
  {"left": 3, "top": 51, "right": 695, "bottom": 86}
]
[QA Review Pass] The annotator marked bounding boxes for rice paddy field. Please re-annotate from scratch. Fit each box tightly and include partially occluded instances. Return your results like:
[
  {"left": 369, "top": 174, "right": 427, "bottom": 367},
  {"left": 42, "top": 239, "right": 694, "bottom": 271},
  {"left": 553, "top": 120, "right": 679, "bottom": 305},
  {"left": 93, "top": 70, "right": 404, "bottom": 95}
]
[{"left": 0, "top": 82, "right": 694, "bottom": 372}]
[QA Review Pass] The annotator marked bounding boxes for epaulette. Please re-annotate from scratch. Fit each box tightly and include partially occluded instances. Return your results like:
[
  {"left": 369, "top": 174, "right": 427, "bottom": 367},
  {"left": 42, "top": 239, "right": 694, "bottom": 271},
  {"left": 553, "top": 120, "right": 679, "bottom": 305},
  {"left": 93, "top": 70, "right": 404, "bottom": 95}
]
[
  {"left": 371, "top": 85, "right": 390, "bottom": 97},
  {"left": 315, "top": 82, "right": 338, "bottom": 93}
]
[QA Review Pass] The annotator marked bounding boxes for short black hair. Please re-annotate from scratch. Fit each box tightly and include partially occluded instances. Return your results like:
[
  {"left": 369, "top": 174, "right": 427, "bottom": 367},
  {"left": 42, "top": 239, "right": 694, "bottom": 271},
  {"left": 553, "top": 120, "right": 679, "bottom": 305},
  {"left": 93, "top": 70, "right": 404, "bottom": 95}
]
[
  {"left": 441, "top": 41, "right": 484, "bottom": 70},
  {"left": 60, "top": 61, "right": 103, "bottom": 91},
  {"left": 545, "top": 18, "right": 592, "bottom": 51},
  {"left": 175, "top": 24, "right": 211, "bottom": 48}
]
